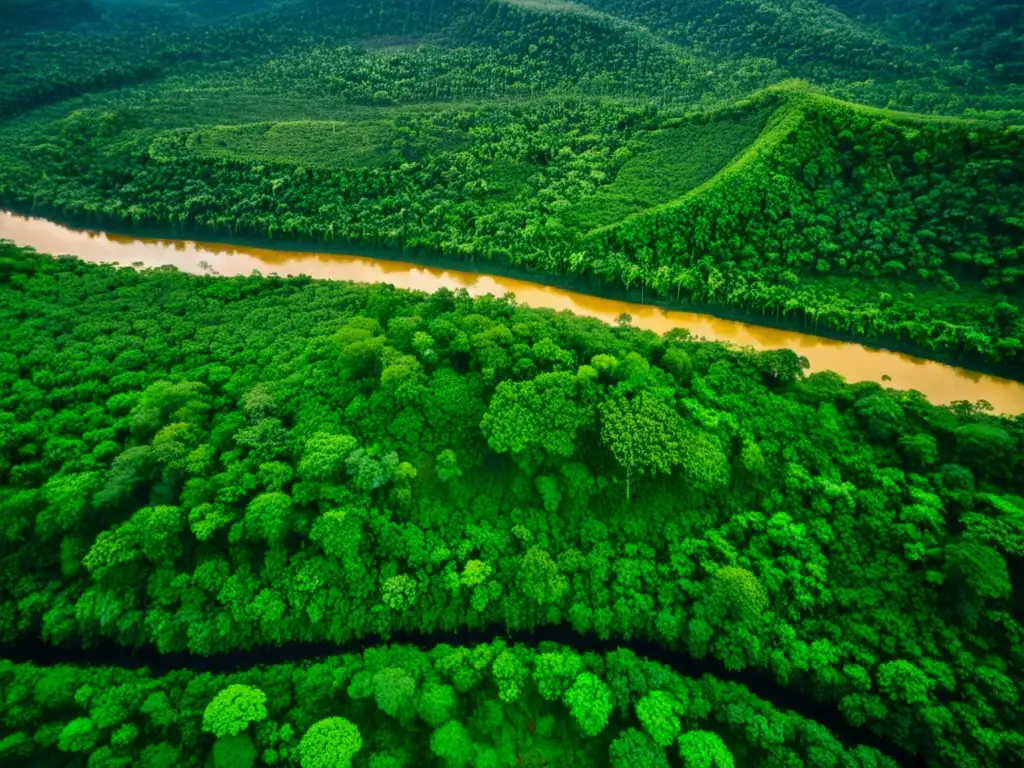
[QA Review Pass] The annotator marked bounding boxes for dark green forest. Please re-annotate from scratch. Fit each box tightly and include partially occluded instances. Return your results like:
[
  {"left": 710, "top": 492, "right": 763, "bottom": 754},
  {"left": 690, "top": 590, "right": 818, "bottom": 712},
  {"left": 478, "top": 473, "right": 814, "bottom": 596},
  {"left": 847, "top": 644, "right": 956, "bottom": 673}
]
[{"left": 1, "top": 1, "right": 1023, "bottom": 766}]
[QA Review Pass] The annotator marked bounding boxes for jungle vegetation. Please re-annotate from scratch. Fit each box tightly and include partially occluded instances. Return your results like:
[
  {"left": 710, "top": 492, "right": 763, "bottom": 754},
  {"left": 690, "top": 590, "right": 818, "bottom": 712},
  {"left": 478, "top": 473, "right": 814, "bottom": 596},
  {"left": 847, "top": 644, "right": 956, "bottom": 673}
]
[
  {"left": 0, "top": 640, "right": 898, "bottom": 768},
  {"left": 0, "top": 0, "right": 1022, "bottom": 371},
  {"left": 0, "top": 245, "right": 1022, "bottom": 766},
  {"left": 1, "top": 1, "right": 1023, "bottom": 766}
]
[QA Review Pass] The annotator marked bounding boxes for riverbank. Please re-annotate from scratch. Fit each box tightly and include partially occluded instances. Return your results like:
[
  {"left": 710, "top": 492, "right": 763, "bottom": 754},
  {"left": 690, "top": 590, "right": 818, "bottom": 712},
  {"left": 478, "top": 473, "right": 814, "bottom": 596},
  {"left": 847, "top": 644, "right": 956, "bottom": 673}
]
[
  {"left": 3, "top": 208, "right": 1024, "bottom": 414},
  {"left": 3, "top": 202, "right": 1022, "bottom": 385}
]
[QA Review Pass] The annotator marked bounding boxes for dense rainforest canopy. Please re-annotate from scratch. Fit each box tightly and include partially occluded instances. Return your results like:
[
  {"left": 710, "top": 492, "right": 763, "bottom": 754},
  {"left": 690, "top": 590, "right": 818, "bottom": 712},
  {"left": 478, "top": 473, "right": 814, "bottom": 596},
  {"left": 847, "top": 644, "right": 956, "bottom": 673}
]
[
  {"left": 0, "top": 640, "right": 899, "bottom": 768},
  {"left": 0, "top": 244, "right": 1023, "bottom": 766},
  {"left": 1, "top": 1, "right": 1023, "bottom": 766}
]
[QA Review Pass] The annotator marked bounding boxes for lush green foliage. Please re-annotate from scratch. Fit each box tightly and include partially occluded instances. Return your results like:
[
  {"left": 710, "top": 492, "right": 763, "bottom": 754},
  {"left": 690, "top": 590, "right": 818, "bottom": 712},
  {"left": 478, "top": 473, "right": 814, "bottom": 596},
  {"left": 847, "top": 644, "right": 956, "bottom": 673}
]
[
  {"left": 3, "top": 82, "right": 1020, "bottom": 367},
  {"left": 0, "top": 1, "right": 285, "bottom": 121},
  {"left": 581, "top": 0, "right": 1024, "bottom": 113},
  {"left": 0, "top": 641, "right": 896, "bottom": 767},
  {"left": 559, "top": 109, "right": 769, "bottom": 231},
  {"left": 1, "top": 247, "right": 1022, "bottom": 764},
  {"left": 827, "top": 0, "right": 1024, "bottom": 85},
  {"left": 1, "top": 1, "right": 1022, "bottom": 370},
  {"left": 592, "top": 91, "right": 1024, "bottom": 364},
  {"left": 0, "top": 2, "right": 1022, "bottom": 765}
]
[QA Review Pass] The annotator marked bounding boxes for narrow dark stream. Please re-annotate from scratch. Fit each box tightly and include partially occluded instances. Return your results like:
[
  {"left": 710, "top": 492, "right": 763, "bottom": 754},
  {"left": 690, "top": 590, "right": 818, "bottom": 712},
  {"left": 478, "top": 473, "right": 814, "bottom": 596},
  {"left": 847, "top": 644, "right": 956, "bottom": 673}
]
[
  {"left": 0, "top": 210, "right": 939, "bottom": 764},
  {"left": 1, "top": 626, "right": 923, "bottom": 766}
]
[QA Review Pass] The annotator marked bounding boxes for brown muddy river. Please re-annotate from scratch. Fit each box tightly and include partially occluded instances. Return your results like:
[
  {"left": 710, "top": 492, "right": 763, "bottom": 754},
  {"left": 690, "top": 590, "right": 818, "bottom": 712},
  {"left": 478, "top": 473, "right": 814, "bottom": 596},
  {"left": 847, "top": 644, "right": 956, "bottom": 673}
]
[{"left": 2, "top": 210, "right": 1023, "bottom": 415}]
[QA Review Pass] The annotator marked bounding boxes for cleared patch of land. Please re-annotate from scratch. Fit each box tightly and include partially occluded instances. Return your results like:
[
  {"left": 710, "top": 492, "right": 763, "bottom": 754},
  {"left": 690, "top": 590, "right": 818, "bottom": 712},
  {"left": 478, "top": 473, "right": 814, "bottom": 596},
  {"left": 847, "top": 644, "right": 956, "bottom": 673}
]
[
  {"left": 187, "top": 120, "right": 401, "bottom": 169},
  {"left": 173, "top": 118, "right": 471, "bottom": 169},
  {"left": 560, "top": 108, "right": 770, "bottom": 231}
]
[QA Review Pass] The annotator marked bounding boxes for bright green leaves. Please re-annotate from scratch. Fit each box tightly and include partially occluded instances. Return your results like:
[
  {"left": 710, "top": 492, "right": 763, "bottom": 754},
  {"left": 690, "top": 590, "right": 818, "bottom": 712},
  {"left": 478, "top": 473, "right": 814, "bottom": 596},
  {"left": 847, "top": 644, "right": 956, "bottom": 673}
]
[
  {"left": 519, "top": 547, "right": 567, "bottom": 606},
  {"left": 636, "top": 691, "right": 682, "bottom": 747},
  {"left": 436, "top": 449, "right": 462, "bottom": 482},
  {"left": 418, "top": 682, "right": 457, "bottom": 727},
  {"left": 492, "top": 649, "right": 528, "bottom": 703},
  {"left": 129, "top": 380, "right": 210, "bottom": 441},
  {"left": 662, "top": 347, "right": 693, "bottom": 385},
  {"left": 563, "top": 672, "right": 612, "bottom": 737},
  {"left": 256, "top": 461, "right": 293, "bottom": 492},
  {"left": 460, "top": 559, "right": 491, "bottom": 588},
  {"left": 609, "top": 728, "right": 669, "bottom": 768},
  {"left": 37, "top": 471, "right": 102, "bottom": 539},
  {"left": 346, "top": 449, "right": 400, "bottom": 492},
  {"left": 380, "top": 353, "right": 427, "bottom": 404},
  {"left": 598, "top": 389, "right": 727, "bottom": 501},
  {"left": 533, "top": 650, "right": 583, "bottom": 701},
  {"left": 877, "top": 660, "right": 932, "bottom": 707},
  {"left": 430, "top": 721, "right": 475, "bottom": 768},
  {"left": 57, "top": 717, "right": 98, "bottom": 753},
  {"left": 202, "top": 685, "right": 269, "bottom": 739},
  {"left": 739, "top": 438, "right": 766, "bottom": 478},
  {"left": 298, "top": 432, "right": 405, "bottom": 495},
  {"left": 189, "top": 503, "right": 235, "bottom": 542},
  {"left": 84, "top": 505, "right": 185, "bottom": 579},
  {"left": 151, "top": 422, "right": 200, "bottom": 470},
  {"left": 481, "top": 371, "right": 594, "bottom": 470},
  {"left": 0, "top": 634, "right": 927, "bottom": 766},
  {"left": 678, "top": 427, "right": 730, "bottom": 494},
  {"left": 599, "top": 391, "right": 682, "bottom": 501},
  {"left": 944, "top": 541, "right": 1012, "bottom": 600},
  {"left": 298, "top": 433, "right": 358, "bottom": 482},
  {"left": 243, "top": 492, "right": 292, "bottom": 545},
  {"left": 381, "top": 574, "right": 420, "bottom": 611},
  {"left": 459, "top": 559, "right": 501, "bottom": 612},
  {"left": 677, "top": 730, "right": 734, "bottom": 768},
  {"left": 373, "top": 667, "right": 417, "bottom": 720},
  {"left": 241, "top": 385, "right": 276, "bottom": 421},
  {"left": 309, "top": 508, "right": 362, "bottom": 560},
  {"left": 854, "top": 393, "right": 905, "bottom": 442},
  {"left": 140, "top": 692, "right": 174, "bottom": 730},
  {"left": 707, "top": 567, "right": 768, "bottom": 625},
  {"left": 963, "top": 494, "right": 1024, "bottom": 556},
  {"left": 335, "top": 317, "right": 387, "bottom": 381},
  {"left": 234, "top": 418, "right": 289, "bottom": 465},
  {"left": 299, "top": 717, "right": 362, "bottom": 768},
  {"left": 4, "top": 219, "right": 1024, "bottom": 768}
]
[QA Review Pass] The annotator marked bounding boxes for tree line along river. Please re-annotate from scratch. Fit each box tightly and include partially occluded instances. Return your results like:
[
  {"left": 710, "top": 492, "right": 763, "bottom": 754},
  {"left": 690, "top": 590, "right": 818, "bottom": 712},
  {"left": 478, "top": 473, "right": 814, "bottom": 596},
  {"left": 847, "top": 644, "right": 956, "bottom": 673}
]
[{"left": 2, "top": 210, "right": 1023, "bottom": 415}]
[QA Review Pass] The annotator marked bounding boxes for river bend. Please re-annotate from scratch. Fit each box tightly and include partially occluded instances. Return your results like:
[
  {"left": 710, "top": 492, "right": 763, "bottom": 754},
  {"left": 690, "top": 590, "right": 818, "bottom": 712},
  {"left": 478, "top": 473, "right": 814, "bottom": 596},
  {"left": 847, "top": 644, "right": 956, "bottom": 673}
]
[{"left": 2, "top": 211, "right": 1022, "bottom": 415}]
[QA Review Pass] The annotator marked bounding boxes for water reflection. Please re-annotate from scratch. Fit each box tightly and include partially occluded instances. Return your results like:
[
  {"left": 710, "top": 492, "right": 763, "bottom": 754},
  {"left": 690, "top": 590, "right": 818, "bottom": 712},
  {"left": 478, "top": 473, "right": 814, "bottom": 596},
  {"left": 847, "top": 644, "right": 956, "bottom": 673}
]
[{"left": 2, "top": 210, "right": 1022, "bottom": 414}]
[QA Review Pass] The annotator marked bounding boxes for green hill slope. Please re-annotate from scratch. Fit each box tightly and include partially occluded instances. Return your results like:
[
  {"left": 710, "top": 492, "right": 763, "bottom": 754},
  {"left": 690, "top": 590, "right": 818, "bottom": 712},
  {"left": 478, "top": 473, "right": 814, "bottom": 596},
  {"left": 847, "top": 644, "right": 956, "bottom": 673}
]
[
  {"left": 559, "top": 106, "right": 772, "bottom": 231},
  {"left": 2, "top": 76, "right": 1019, "bottom": 370},
  {"left": 585, "top": 86, "right": 1024, "bottom": 361}
]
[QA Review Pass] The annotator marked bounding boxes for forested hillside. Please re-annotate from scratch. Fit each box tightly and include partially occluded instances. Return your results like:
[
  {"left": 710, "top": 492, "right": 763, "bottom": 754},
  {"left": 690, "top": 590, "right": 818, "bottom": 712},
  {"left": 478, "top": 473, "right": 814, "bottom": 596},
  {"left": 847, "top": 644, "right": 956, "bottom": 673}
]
[
  {"left": 0, "top": 0, "right": 1021, "bottom": 375},
  {"left": 1, "top": 1, "right": 1022, "bottom": 766}
]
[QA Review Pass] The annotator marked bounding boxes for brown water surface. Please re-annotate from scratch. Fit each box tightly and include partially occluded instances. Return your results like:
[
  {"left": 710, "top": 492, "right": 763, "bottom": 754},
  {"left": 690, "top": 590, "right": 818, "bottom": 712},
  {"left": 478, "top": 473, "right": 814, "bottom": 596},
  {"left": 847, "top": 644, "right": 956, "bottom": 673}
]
[{"left": 3, "top": 211, "right": 1022, "bottom": 414}]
